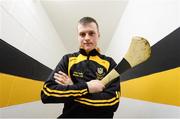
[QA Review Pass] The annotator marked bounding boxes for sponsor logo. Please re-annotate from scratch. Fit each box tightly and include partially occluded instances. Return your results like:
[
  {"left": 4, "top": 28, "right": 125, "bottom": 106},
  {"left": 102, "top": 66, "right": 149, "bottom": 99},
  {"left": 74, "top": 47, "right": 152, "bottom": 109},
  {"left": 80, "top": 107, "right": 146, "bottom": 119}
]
[{"left": 73, "top": 71, "right": 83, "bottom": 78}]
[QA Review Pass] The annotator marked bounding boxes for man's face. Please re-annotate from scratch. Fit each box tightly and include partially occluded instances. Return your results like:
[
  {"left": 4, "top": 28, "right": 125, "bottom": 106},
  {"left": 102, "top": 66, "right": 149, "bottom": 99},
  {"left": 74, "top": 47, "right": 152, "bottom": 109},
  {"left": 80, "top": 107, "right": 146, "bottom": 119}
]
[{"left": 78, "top": 22, "right": 100, "bottom": 53}]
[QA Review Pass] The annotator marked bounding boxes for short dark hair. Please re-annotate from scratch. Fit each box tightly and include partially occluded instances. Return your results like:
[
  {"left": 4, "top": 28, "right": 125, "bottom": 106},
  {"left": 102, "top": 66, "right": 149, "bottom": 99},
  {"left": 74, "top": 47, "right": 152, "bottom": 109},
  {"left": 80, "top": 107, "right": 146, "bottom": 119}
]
[{"left": 78, "top": 17, "right": 99, "bottom": 31}]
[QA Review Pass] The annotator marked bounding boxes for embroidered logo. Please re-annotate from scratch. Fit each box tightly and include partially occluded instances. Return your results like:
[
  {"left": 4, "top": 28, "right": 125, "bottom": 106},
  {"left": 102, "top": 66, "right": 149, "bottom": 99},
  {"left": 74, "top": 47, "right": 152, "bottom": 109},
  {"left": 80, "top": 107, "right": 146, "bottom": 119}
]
[
  {"left": 97, "top": 67, "right": 103, "bottom": 74},
  {"left": 96, "top": 67, "right": 105, "bottom": 80}
]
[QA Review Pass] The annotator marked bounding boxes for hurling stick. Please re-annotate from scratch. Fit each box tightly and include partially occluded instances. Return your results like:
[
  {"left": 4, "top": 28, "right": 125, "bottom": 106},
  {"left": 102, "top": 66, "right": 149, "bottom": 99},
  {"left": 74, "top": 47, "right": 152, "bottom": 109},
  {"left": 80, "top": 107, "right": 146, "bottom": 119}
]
[{"left": 100, "top": 36, "right": 151, "bottom": 86}]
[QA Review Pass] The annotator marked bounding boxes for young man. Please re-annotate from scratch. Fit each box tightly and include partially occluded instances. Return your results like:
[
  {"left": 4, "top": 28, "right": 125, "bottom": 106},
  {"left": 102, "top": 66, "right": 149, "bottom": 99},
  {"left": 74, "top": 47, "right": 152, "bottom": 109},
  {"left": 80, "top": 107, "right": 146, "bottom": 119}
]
[{"left": 41, "top": 17, "right": 120, "bottom": 118}]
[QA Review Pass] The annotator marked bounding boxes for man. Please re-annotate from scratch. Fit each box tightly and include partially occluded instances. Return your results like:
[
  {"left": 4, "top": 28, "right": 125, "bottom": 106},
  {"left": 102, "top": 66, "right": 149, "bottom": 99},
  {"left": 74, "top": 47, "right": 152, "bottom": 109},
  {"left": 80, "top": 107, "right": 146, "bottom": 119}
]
[{"left": 41, "top": 17, "right": 120, "bottom": 118}]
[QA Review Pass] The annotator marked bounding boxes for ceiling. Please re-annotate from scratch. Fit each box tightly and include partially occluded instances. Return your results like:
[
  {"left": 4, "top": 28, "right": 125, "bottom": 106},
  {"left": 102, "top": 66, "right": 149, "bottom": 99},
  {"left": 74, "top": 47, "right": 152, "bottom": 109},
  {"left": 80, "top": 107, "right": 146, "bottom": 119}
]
[{"left": 41, "top": 0, "right": 128, "bottom": 53}]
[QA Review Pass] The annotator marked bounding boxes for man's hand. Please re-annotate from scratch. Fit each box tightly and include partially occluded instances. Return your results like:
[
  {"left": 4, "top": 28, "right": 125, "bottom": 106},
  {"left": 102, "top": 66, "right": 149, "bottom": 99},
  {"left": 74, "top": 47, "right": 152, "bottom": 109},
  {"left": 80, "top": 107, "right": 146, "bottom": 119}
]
[
  {"left": 87, "top": 80, "right": 105, "bottom": 93},
  {"left": 54, "top": 71, "right": 73, "bottom": 85}
]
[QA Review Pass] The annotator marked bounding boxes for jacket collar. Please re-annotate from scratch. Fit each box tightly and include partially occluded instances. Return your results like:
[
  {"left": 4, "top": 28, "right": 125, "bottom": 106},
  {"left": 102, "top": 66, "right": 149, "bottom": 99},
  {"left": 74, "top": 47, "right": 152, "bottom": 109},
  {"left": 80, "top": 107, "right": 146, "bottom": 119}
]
[{"left": 79, "top": 48, "right": 100, "bottom": 56}]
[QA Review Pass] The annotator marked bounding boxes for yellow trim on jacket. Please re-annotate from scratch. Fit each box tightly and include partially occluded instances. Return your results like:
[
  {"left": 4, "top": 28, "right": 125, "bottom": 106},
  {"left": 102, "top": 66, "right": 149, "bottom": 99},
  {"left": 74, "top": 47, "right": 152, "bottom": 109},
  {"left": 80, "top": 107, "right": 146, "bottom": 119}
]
[{"left": 74, "top": 91, "right": 120, "bottom": 106}]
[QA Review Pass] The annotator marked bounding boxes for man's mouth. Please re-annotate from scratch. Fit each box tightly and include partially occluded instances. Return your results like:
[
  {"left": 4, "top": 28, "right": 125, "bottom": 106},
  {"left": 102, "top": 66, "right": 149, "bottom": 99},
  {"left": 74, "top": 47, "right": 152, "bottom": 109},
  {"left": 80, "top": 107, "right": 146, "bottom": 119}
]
[{"left": 84, "top": 43, "right": 92, "bottom": 45}]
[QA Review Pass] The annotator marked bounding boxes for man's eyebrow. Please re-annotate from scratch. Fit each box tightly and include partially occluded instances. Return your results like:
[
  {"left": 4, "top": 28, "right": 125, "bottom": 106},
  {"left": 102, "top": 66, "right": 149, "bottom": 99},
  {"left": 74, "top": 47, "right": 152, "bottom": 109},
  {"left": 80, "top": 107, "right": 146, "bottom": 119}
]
[{"left": 79, "top": 31, "right": 85, "bottom": 34}]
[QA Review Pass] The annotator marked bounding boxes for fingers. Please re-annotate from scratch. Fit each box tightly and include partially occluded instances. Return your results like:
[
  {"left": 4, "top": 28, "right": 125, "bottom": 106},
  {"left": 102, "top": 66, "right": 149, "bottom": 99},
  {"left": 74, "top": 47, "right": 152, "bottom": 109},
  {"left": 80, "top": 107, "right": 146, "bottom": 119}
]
[
  {"left": 54, "top": 73, "right": 64, "bottom": 80},
  {"left": 54, "top": 71, "right": 73, "bottom": 85},
  {"left": 58, "top": 71, "right": 69, "bottom": 79},
  {"left": 55, "top": 79, "right": 64, "bottom": 85},
  {"left": 54, "top": 73, "right": 66, "bottom": 83},
  {"left": 54, "top": 71, "right": 68, "bottom": 80}
]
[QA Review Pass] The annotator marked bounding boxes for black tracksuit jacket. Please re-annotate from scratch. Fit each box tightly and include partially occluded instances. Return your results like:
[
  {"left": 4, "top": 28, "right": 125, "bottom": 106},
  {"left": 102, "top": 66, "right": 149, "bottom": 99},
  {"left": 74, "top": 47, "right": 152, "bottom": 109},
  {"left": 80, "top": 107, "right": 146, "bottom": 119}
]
[{"left": 41, "top": 49, "right": 120, "bottom": 118}]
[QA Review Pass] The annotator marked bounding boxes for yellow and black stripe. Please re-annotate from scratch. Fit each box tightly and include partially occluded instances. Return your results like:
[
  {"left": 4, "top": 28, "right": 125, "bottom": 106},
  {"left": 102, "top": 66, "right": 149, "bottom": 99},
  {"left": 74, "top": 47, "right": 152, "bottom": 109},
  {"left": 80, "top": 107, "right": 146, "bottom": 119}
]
[
  {"left": 0, "top": 39, "right": 52, "bottom": 81},
  {"left": 0, "top": 39, "right": 52, "bottom": 107},
  {"left": 121, "top": 27, "right": 180, "bottom": 81},
  {"left": 120, "top": 27, "right": 180, "bottom": 106}
]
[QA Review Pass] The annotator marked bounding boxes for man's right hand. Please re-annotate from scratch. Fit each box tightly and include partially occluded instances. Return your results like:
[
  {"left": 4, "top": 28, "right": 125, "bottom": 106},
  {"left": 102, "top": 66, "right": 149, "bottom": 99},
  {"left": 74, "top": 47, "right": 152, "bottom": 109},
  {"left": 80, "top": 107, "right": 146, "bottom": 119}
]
[
  {"left": 87, "top": 80, "right": 105, "bottom": 93},
  {"left": 54, "top": 71, "right": 73, "bottom": 85}
]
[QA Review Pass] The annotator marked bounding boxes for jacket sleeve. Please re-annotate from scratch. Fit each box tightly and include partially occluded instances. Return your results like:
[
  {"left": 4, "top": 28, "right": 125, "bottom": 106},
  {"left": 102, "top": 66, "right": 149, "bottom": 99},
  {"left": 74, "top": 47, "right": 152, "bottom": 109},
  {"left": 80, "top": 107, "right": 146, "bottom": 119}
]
[
  {"left": 74, "top": 58, "right": 121, "bottom": 112},
  {"left": 41, "top": 55, "right": 88, "bottom": 103}
]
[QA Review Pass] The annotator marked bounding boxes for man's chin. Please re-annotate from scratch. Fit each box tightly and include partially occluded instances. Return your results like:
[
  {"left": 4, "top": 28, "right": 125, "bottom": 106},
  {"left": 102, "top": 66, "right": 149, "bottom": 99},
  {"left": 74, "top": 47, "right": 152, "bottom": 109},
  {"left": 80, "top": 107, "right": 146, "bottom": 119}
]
[{"left": 84, "top": 48, "right": 93, "bottom": 53}]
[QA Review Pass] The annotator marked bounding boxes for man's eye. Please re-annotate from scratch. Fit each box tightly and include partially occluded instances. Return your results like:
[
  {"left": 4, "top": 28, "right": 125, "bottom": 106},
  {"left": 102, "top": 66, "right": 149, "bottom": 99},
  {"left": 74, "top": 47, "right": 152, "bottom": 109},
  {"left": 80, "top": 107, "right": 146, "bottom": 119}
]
[
  {"left": 80, "top": 33, "right": 86, "bottom": 37},
  {"left": 89, "top": 32, "right": 95, "bottom": 36}
]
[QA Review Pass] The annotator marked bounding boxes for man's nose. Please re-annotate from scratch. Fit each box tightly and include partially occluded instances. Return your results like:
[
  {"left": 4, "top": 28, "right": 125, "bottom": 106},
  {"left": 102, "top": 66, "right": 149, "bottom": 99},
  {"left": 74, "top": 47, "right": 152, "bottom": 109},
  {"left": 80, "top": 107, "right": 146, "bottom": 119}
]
[{"left": 85, "top": 33, "right": 90, "bottom": 40}]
